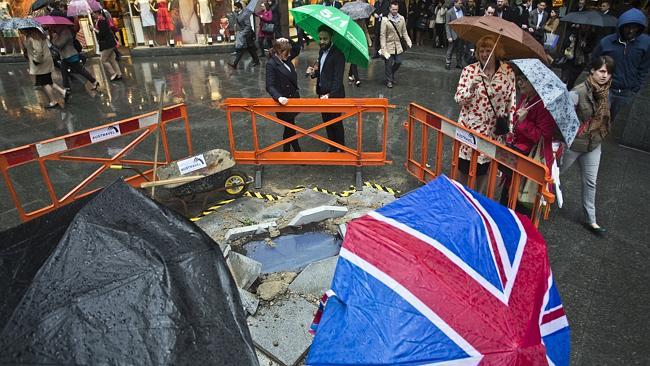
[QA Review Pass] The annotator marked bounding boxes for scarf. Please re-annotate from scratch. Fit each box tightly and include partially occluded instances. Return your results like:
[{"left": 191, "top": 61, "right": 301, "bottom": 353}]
[{"left": 585, "top": 74, "right": 611, "bottom": 136}]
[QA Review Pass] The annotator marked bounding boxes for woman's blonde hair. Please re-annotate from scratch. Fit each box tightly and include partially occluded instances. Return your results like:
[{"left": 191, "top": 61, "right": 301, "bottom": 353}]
[
  {"left": 474, "top": 35, "right": 504, "bottom": 61},
  {"left": 269, "top": 39, "right": 292, "bottom": 57}
]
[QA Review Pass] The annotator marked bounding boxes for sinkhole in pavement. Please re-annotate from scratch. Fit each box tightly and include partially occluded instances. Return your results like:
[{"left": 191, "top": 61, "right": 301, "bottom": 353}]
[{"left": 240, "top": 231, "right": 342, "bottom": 274}]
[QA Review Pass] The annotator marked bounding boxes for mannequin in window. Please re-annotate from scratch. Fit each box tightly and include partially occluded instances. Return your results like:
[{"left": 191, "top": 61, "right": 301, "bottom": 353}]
[
  {"left": 154, "top": 0, "right": 175, "bottom": 45},
  {"left": 132, "top": 0, "right": 157, "bottom": 45},
  {"left": 196, "top": 0, "right": 213, "bottom": 37},
  {"left": 0, "top": 0, "right": 19, "bottom": 54}
]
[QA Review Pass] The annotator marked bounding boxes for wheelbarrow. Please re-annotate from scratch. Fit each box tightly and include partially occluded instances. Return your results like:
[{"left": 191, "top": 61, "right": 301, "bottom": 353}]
[{"left": 113, "top": 149, "right": 253, "bottom": 214}]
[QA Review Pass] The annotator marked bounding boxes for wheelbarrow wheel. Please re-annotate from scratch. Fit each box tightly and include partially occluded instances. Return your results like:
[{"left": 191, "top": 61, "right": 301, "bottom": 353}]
[{"left": 223, "top": 170, "right": 248, "bottom": 198}]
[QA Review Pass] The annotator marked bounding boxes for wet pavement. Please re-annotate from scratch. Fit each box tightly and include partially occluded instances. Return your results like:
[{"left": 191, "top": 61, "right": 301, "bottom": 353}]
[{"left": 1, "top": 45, "right": 649, "bottom": 365}]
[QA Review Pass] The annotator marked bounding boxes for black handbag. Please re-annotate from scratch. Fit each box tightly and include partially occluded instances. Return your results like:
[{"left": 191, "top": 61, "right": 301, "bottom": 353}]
[
  {"left": 389, "top": 20, "right": 409, "bottom": 51},
  {"left": 480, "top": 76, "right": 510, "bottom": 136}
]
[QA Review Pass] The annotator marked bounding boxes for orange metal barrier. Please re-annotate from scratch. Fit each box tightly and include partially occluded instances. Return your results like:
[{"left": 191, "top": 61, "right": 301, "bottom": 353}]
[
  {"left": 224, "top": 98, "right": 391, "bottom": 188},
  {"left": 405, "top": 103, "right": 554, "bottom": 227},
  {"left": 0, "top": 104, "right": 192, "bottom": 223}
]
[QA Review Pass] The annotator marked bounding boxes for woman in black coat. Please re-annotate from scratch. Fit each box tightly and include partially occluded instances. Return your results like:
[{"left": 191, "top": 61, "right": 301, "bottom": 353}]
[{"left": 265, "top": 38, "right": 302, "bottom": 152}]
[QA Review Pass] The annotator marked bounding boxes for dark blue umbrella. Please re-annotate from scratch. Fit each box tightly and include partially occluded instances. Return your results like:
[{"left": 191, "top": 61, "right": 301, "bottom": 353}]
[{"left": 560, "top": 10, "right": 617, "bottom": 27}]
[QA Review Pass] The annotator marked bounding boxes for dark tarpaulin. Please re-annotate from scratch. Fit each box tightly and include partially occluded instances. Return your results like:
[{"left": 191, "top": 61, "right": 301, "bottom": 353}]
[{"left": 0, "top": 181, "right": 258, "bottom": 366}]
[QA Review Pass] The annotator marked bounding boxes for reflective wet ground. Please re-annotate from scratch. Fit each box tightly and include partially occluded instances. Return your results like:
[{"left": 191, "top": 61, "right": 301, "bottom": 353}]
[{"left": 1, "top": 45, "right": 649, "bottom": 364}]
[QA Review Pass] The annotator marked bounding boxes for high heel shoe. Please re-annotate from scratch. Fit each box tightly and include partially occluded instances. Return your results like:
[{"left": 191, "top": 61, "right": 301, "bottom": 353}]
[
  {"left": 355, "top": 80, "right": 361, "bottom": 87},
  {"left": 91, "top": 81, "right": 100, "bottom": 90}
]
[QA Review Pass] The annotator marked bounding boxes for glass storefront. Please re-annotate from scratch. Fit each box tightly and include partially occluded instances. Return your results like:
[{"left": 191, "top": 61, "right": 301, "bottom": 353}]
[{"left": 119, "top": 0, "right": 236, "bottom": 47}]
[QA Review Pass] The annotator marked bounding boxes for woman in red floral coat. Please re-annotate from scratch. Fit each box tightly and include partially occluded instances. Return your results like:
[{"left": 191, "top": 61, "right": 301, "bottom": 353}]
[{"left": 454, "top": 35, "right": 516, "bottom": 192}]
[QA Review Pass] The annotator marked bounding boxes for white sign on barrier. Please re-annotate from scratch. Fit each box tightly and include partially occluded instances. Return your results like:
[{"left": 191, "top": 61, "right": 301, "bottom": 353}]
[
  {"left": 177, "top": 154, "right": 207, "bottom": 175},
  {"left": 454, "top": 129, "right": 477, "bottom": 149},
  {"left": 90, "top": 125, "right": 121, "bottom": 143}
]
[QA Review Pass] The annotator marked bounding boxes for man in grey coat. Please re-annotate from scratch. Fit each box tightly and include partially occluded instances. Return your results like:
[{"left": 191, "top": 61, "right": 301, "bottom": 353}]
[
  {"left": 527, "top": 0, "right": 548, "bottom": 44},
  {"left": 228, "top": 2, "right": 260, "bottom": 69},
  {"left": 445, "top": 0, "right": 465, "bottom": 70}
]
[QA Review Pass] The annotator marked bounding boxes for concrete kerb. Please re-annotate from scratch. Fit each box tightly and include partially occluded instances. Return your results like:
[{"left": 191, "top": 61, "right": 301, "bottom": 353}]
[
  {"left": 288, "top": 206, "right": 349, "bottom": 227},
  {"left": 226, "top": 252, "right": 262, "bottom": 290}
]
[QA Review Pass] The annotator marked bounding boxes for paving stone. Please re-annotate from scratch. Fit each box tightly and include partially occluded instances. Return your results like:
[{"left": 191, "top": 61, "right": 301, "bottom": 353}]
[
  {"left": 226, "top": 252, "right": 262, "bottom": 290},
  {"left": 239, "top": 288, "right": 260, "bottom": 316},
  {"left": 256, "top": 348, "right": 281, "bottom": 366},
  {"left": 225, "top": 221, "right": 277, "bottom": 242},
  {"left": 248, "top": 297, "right": 316, "bottom": 366},
  {"left": 288, "top": 256, "right": 339, "bottom": 296},
  {"left": 288, "top": 206, "right": 348, "bottom": 227}
]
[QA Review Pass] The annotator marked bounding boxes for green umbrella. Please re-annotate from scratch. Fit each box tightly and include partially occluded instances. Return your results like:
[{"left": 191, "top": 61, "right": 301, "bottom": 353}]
[{"left": 290, "top": 4, "right": 369, "bottom": 67}]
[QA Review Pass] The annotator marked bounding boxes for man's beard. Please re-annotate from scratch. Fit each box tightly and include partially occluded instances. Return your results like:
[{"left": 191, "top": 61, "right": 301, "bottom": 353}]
[{"left": 320, "top": 42, "right": 331, "bottom": 50}]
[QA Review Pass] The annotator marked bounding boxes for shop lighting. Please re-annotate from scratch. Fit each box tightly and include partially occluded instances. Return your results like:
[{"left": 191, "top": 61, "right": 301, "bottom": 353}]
[
  {"left": 216, "top": 35, "right": 224, "bottom": 43},
  {"left": 207, "top": 36, "right": 213, "bottom": 45},
  {"left": 169, "top": 39, "right": 175, "bottom": 47},
  {"left": 229, "top": 34, "right": 236, "bottom": 42},
  {"left": 0, "top": 47, "right": 5, "bottom": 55},
  {"left": 148, "top": 40, "right": 154, "bottom": 47}
]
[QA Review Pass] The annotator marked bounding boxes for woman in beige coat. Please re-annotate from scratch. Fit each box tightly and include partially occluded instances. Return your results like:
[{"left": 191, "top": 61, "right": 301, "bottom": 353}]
[
  {"left": 380, "top": 1, "right": 412, "bottom": 88},
  {"left": 22, "top": 28, "right": 67, "bottom": 108}
]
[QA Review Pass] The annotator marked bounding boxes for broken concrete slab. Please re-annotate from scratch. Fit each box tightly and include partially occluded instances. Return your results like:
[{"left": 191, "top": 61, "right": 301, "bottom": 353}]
[
  {"left": 337, "top": 224, "right": 347, "bottom": 239},
  {"left": 224, "top": 221, "right": 277, "bottom": 242},
  {"left": 249, "top": 296, "right": 316, "bottom": 366},
  {"left": 288, "top": 256, "right": 339, "bottom": 296},
  {"left": 239, "top": 288, "right": 260, "bottom": 315},
  {"left": 226, "top": 252, "right": 262, "bottom": 290},
  {"left": 257, "top": 280, "right": 287, "bottom": 301},
  {"left": 288, "top": 206, "right": 348, "bottom": 227},
  {"left": 222, "top": 244, "right": 231, "bottom": 258}
]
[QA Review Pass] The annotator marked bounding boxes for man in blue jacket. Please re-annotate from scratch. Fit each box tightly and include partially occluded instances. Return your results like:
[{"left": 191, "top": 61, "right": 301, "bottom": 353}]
[{"left": 592, "top": 8, "right": 650, "bottom": 125}]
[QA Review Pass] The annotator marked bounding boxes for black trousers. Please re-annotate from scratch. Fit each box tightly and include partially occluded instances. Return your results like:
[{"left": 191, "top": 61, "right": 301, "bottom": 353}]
[
  {"left": 348, "top": 63, "right": 359, "bottom": 80},
  {"left": 233, "top": 45, "right": 259, "bottom": 66},
  {"left": 277, "top": 112, "right": 301, "bottom": 152},
  {"left": 373, "top": 18, "right": 382, "bottom": 55},
  {"left": 322, "top": 112, "right": 345, "bottom": 151},
  {"left": 61, "top": 59, "right": 97, "bottom": 89}
]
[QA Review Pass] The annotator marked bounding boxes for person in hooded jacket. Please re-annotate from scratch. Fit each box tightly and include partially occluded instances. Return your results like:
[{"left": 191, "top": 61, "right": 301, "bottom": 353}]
[{"left": 592, "top": 8, "right": 650, "bottom": 126}]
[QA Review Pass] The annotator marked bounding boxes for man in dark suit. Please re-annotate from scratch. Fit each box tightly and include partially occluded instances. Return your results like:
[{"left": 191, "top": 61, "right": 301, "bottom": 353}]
[
  {"left": 372, "top": 0, "right": 390, "bottom": 58},
  {"left": 528, "top": 0, "right": 548, "bottom": 44},
  {"left": 306, "top": 25, "right": 346, "bottom": 152},
  {"left": 265, "top": 38, "right": 302, "bottom": 152},
  {"left": 495, "top": 0, "right": 516, "bottom": 23}
]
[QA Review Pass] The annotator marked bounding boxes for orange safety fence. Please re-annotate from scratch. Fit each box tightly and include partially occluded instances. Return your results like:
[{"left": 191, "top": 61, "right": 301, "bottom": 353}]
[
  {"left": 0, "top": 104, "right": 192, "bottom": 223},
  {"left": 224, "top": 98, "right": 391, "bottom": 187},
  {"left": 405, "top": 103, "right": 554, "bottom": 227}
]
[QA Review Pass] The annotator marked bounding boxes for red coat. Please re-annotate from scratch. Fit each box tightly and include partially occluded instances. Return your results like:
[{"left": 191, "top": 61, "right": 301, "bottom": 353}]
[{"left": 510, "top": 94, "right": 557, "bottom": 172}]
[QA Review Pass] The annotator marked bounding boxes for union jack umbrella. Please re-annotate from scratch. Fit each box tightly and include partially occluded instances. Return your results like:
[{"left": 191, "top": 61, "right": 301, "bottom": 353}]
[{"left": 308, "top": 175, "right": 570, "bottom": 365}]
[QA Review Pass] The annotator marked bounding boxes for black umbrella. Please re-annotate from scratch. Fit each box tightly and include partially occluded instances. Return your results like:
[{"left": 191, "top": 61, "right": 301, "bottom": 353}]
[
  {"left": 560, "top": 10, "right": 617, "bottom": 27},
  {"left": 30, "top": 0, "right": 55, "bottom": 12}
]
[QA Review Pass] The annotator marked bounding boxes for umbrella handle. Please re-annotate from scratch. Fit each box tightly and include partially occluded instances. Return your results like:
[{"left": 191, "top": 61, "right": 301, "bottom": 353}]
[{"left": 481, "top": 33, "right": 501, "bottom": 74}]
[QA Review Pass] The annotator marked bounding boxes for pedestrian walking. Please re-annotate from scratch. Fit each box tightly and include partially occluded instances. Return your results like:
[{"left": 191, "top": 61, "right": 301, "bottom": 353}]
[
  {"left": 292, "top": 0, "right": 310, "bottom": 48},
  {"left": 229, "top": 1, "right": 260, "bottom": 69},
  {"left": 22, "top": 28, "right": 68, "bottom": 108},
  {"left": 454, "top": 35, "right": 515, "bottom": 192},
  {"left": 93, "top": 10, "right": 122, "bottom": 81},
  {"left": 500, "top": 66, "right": 559, "bottom": 214},
  {"left": 561, "top": 56, "right": 615, "bottom": 235},
  {"left": 268, "top": 0, "right": 282, "bottom": 38},
  {"left": 265, "top": 38, "right": 302, "bottom": 152},
  {"left": 380, "top": 1, "right": 411, "bottom": 88},
  {"left": 348, "top": 17, "right": 371, "bottom": 87},
  {"left": 50, "top": 26, "right": 100, "bottom": 93},
  {"left": 414, "top": 0, "right": 430, "bottom": 46},
  {"left": 560, "top": 25, "right": 595, "bottom": 90},
  {"left": 445, "top": 0, "right": 465, "bottom": 70},
  {"left": 306, "top": 25, "right": 346, "bottom": 151},
  {"left": 255, "top": 2, "right": 274, "bottom": 57},
  {"left": 372, "top": 0, "right": 390, "bottom": 58},
  {"left": 432, "top": 0, "right": 447, "bottom": 48},
  {"left": 591, "top": 8, "right": 650, "bottom": 126},
  {"left": 527, "top": 0, "right": 548, "bottom": 44}
]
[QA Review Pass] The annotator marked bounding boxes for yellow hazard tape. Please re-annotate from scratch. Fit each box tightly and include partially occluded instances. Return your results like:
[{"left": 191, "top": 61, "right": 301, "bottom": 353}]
[
  {"left": 312, "top": 186, "right": 357, "bottom": 198},
  {"left": 190, "top": 198, "right": 237, "bottom": 222},
  {"left": 363, "top": 181, "right": 400, "bottom": 196}
]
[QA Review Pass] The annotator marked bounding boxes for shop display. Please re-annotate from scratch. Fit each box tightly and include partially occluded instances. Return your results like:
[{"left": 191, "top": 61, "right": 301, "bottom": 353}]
[
  {"left": 132, "top": 0, "right": 157, "bottom": 44},
  {"left": 155, "top": 0, "right": 175, "bottom": 44}
]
